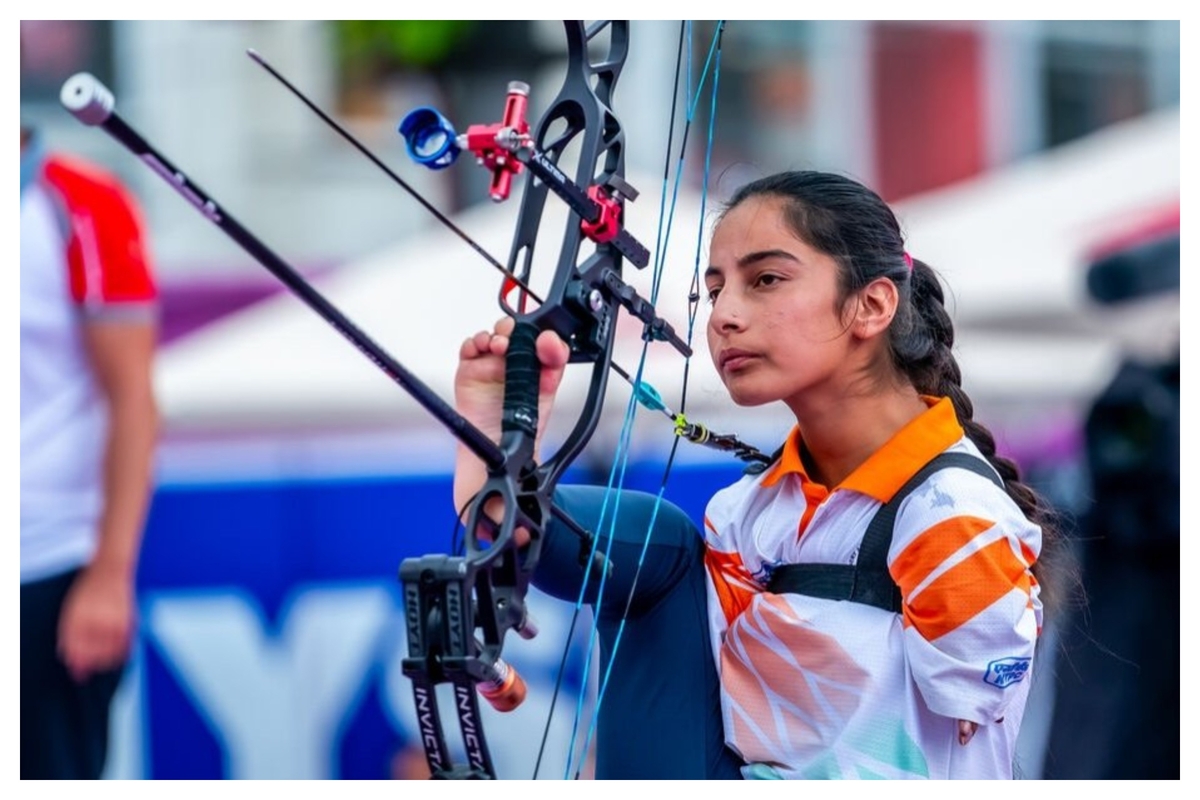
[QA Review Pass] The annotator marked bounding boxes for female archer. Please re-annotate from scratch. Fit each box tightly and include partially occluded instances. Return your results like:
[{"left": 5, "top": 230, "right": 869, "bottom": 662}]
[{"left": 452, "top": 170, "right": 1066, "bottom": 779}]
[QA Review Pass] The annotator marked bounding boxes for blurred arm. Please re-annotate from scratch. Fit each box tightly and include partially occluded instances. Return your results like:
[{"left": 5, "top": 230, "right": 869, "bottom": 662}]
[{"left": 58, "top": 317, "right": 159, "bottom": 682}]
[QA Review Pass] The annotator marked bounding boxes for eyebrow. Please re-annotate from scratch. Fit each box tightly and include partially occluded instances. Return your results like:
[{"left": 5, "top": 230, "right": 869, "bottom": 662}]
[{"left": 704, "top": 249, "right": 800, "bottom": 279}]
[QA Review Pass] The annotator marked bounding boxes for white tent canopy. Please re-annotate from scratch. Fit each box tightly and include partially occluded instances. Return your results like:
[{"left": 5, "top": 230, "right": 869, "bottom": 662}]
[{"left": 155, "top": 109, "right": 1179, "bottom": 461}]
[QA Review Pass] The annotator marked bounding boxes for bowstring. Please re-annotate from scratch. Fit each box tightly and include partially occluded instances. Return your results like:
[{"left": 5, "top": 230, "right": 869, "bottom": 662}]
[
  {"left": 552, "top": 19, "right": 687, "bottom": 772},
  {"left": 558, "top": 20, "right": 699, "bottom": 779},
  {"left": 530, "top": 21, "right": 691, "bottom": 779},
  {"left": 564, "top": 20, "right": 726, "bottom": 780}
]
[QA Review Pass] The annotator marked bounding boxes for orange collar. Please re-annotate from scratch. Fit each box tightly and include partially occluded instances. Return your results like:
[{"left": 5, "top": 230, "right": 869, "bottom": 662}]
[{"left": 761, "top": 396, "right": 964, "bottom": 502}]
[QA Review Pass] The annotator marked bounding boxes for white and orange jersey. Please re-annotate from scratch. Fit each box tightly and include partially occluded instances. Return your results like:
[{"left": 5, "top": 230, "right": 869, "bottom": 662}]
[{"left": 703, "top": 397, "right": 1043, "bottom": 779}]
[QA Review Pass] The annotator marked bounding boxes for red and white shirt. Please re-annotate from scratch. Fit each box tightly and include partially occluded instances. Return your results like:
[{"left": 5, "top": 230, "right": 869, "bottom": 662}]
[
  {"left": 20, "top": 150, "right": 157, "bottom": 583},
  {"left": 703, "top": 398, "right": 1043, "bottom": 779}
]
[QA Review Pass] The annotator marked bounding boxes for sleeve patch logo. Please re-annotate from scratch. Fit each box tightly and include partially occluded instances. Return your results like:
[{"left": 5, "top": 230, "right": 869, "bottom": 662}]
[{"left": 984, "top": 657, "right": 1030, "bottom": 688}]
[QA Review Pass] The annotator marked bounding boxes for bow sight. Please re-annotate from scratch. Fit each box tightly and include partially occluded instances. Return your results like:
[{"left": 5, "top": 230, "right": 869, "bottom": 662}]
[
  {"left": 401, "top": 80, "right": 531, "bottom": 202},
  {"left": 400, "top": 79, "right": 652, "bottom": 271}
]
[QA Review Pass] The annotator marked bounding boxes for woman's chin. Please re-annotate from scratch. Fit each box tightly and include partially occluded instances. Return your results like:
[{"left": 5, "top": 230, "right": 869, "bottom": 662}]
[{"left": 725, "top": 386, "right": 776, "bottom": 408}]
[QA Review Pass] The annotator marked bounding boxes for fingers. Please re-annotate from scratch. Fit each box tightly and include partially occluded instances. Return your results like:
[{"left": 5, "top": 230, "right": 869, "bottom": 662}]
[{"left": 957, "top": 719, "right": 978, "bottom": 745}]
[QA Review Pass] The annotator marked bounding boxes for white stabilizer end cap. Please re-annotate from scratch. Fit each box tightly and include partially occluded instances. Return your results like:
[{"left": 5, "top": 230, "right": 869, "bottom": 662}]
[{"left": 60, "top": 72, "right": 115, "bottom": 126}]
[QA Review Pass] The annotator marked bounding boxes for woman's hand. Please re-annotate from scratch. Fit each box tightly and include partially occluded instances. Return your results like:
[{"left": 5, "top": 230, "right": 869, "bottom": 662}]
[{"left": 453, "top": 317, "right": 571, "bottom": 532}]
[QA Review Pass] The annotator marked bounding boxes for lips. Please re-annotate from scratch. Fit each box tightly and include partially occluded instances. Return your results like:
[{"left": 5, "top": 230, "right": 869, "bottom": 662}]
[{"left": 718, "top": 348, "right": 758, "bottom": 372}]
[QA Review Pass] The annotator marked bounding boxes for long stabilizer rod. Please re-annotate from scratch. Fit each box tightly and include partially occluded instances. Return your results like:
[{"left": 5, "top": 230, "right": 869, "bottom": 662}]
[{"left": 59, "top": 71, "right": 506, "bottom": 471}]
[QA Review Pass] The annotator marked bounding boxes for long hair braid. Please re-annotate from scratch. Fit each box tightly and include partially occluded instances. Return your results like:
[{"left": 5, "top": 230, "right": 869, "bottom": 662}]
[{"left": 901, "top": 258, "right": 1072, "bottom": 618}]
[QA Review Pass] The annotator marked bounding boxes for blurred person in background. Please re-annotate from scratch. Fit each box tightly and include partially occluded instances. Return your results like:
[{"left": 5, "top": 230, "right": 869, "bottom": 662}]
[
  {"left": 1042, "top": 227, "right": 1179, "bottom": 779},
  {"left": 20, "top": 125, "right": 160, "bottom": 779}
]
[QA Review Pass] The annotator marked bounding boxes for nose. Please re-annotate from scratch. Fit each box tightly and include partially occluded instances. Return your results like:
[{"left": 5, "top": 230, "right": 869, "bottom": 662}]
[{"left": 708, "top": 288, "right": 747, "bottom": 334}]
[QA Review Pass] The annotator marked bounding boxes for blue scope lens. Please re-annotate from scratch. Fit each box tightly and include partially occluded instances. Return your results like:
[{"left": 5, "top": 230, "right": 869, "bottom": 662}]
[{"left": 398, "top": 107, "right": 460, "bottom": 169}]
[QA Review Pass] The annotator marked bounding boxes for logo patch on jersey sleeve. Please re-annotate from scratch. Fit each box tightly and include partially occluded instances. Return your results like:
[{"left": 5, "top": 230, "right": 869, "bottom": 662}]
[{"left": 984, "top": 656, "right": 1030, "bottom": 688}]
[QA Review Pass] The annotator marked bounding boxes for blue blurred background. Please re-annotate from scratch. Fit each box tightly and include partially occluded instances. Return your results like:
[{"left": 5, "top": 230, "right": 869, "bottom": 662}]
[{"left": 19, "top": 20, "right": 1180, "bottom": 779}]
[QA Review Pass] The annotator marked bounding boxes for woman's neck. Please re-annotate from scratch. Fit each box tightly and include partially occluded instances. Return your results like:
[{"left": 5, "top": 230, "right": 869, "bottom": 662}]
[{"left": 791, "top": 387, "right": 929, "bottom": 488}]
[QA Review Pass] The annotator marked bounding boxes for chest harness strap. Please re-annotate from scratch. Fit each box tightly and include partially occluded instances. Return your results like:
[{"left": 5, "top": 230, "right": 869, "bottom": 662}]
[{"left": 765, "top": 452, "right": 1004, "bottom": 613}]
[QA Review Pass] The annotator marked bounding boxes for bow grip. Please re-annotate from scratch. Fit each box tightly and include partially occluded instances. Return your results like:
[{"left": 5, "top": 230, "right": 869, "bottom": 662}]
[{"left": 502, "top": 321, "right": 541, "bottom": 438}]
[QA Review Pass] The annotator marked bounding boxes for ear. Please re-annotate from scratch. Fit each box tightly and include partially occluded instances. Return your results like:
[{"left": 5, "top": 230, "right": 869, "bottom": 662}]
[{"left": 850, "top": 277, "right": 899, "bottom": 341}]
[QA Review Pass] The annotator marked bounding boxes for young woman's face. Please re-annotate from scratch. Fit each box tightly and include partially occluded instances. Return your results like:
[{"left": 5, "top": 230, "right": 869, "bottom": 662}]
[{"left": 704, "top": 195, "right": 854, "bottom": 409}]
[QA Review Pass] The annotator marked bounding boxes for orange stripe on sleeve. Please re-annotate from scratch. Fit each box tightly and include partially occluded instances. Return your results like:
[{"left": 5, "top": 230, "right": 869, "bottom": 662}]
[
  {"left": 704, "top": 547, "right": 760, "bottom": 626},
  {"left": 901, "top": 537, "right": 1033, "bottom": 640},
  {"left": 891, "top": 515, "right": 995, "bottom": 590}
]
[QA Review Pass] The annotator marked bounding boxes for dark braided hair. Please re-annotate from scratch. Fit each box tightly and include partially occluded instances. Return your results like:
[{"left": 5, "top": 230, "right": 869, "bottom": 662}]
[{"left": 724, "top": 171, "right": 1071, "bottom": 618}]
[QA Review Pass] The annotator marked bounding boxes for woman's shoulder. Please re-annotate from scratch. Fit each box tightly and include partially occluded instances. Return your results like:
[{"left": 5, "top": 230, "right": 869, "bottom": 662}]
[{"left": 896, "top": 440, "right": 1038, "bottom": 537}]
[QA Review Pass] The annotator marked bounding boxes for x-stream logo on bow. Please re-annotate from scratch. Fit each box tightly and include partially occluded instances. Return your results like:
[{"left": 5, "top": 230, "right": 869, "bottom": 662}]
[{"left": 984, "top": 656, "right": 1030, "bottom": 688}]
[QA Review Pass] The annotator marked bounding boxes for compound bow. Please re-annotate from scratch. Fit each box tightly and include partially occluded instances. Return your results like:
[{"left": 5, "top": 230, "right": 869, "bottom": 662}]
[{"left": 60, "top": 19, "right": 752, "bottom": 780}]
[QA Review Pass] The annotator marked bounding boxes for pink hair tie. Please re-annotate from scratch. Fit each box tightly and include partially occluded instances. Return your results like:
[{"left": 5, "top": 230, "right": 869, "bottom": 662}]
[{"left": 903, "top": 252, "right": 914, "bottom": 271}]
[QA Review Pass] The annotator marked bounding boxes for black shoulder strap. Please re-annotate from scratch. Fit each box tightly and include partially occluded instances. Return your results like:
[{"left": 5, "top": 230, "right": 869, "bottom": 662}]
[{"left": 766, "top": 452, "right": 1003, "bottom": 612}]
